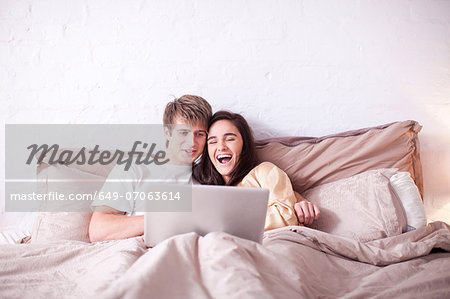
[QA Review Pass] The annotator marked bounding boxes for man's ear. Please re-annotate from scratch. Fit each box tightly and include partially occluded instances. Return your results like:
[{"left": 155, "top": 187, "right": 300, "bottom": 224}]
[
  {"left": 163, "top": 126, "right": 172, "bottom": 149},
  {"left": 163, "top": 125, "right": 172, "bottom": 138}
]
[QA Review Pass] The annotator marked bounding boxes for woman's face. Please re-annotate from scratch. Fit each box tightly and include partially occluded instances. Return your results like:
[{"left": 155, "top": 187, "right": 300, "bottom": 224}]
[{"left": 207, "top": 119, "right": 243, "bottom": 184}]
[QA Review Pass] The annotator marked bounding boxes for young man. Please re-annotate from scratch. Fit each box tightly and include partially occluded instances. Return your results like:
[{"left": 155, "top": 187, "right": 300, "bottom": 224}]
[{"left": 89, "top": 95, "right": 212, "bottom": 242}]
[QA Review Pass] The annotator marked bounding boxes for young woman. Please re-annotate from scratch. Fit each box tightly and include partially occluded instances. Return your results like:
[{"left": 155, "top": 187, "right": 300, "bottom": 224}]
[{"left": 193, "top": 111, "right": 320, "bottom": 231}]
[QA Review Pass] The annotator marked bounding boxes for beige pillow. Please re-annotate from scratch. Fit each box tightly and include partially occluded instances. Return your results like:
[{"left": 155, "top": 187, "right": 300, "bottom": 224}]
[
  {"left": 31, "top": 212, "right": 93, "bottom": 243},
  {"left": 31, "top": 164, "right": 107, "bottom": 243},
  {"left": 256, "top": 120, "right": 423, "bottom": 199},
  {"left": 302, "top": 169, "right": 407, "bottom": 242}
]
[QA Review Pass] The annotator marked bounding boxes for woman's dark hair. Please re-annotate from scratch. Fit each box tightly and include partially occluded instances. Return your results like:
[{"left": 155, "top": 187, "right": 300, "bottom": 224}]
[{"left": 193, "top": 111, "right": 259, "bottom": 186}]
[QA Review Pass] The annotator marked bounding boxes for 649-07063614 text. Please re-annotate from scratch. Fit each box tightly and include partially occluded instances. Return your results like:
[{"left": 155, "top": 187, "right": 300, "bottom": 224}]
[{"left": 8, "top": 191, "right": 182, "bottom": 201}]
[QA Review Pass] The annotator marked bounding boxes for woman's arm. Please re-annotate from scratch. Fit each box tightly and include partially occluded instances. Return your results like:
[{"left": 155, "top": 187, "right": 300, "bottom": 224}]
[{"left": 238, "top": 162, "right": 299, "bottom": 230}]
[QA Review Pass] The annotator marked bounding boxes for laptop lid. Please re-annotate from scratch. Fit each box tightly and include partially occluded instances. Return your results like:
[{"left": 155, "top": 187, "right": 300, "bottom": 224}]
[{"left": 144, "top": 185, "right": 269, "bottom": 247}]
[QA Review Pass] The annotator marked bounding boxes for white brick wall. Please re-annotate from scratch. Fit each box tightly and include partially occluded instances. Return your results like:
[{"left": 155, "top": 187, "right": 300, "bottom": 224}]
[{"left": 1, "top": 0, "right": 449, "bottom": 228}]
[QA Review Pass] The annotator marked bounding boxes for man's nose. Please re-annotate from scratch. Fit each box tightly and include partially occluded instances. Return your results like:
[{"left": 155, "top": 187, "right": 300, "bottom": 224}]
[
  {"left": 182, "top": 132, "right": 192, "bottom": 146},
  {"left": 189, "top": 132, "right": 196, "bottom": 146}
]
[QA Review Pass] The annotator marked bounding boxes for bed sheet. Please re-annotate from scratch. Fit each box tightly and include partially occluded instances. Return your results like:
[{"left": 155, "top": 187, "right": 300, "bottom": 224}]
[{"left": 0, "top": 222, "right": 449, "bottom": 298}]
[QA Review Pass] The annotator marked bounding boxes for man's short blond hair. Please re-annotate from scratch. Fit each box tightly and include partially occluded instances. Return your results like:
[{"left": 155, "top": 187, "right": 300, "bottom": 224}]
[{"left": 163, "top": 95, "right": 212, "bottom": 130}]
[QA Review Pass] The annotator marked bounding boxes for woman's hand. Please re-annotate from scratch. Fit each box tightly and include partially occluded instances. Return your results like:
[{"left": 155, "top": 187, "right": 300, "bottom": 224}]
[{"left": 294, "top": 193, "right": 320, "bottom": 226}]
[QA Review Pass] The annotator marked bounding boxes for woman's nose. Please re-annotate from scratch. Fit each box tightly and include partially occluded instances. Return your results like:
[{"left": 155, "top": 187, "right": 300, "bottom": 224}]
[{"left": 217, "top": 140, "right": 228, "bottom": 151}]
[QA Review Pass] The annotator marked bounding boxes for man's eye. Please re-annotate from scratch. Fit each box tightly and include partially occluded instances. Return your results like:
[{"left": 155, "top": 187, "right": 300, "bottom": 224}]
[
  {"left": 196, "top": 132, "right": 205, "bottom": 137},
  {"left": 179, "top": 131, "right": 189, "bottom": 136}
]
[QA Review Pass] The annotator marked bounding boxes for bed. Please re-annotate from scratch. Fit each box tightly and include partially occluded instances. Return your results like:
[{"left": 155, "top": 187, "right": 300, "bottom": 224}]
[{"left": 1, "top": 120, "right": 449, "bottom": 298}]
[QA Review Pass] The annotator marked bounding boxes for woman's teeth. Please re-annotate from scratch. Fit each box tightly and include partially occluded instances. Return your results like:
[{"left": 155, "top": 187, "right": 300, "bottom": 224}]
[{"left": 217, "top": 154, "right": 232, "bottom": 164}]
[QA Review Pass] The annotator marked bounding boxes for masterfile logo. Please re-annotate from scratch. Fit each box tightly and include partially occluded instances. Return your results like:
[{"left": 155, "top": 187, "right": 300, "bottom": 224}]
[{"left": 5, "top": 124, "right": 193, "bottom": 213}]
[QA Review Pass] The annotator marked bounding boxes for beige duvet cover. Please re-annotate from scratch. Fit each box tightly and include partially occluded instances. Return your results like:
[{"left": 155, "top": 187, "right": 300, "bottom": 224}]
[{"left": 1, "top": 222, "right": 449, "bottom": 299}]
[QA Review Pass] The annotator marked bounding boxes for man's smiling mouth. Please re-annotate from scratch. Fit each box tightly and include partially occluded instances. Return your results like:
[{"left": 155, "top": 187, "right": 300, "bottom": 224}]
[{"left": 182, "top": 149, "right": 195, "bottom": 155}]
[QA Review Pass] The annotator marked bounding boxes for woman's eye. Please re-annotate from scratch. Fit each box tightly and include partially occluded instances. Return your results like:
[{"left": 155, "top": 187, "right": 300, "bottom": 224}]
[
  {"left": 208, "top": 141, "right": 217, "bottom": 145},
  {"left": 226, "top": 138, "right": 235, "bottom": 141}
]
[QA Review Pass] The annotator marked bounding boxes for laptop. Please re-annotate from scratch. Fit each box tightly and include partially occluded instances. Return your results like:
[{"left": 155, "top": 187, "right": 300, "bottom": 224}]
[{"left": 144, "top": 185, "right": 269, "bottom": 247}]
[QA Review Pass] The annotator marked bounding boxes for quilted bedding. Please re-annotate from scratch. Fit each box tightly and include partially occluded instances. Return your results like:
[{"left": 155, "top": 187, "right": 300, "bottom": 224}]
[{"left": 1, "top": 222, "right": 449, "bottom": 299}]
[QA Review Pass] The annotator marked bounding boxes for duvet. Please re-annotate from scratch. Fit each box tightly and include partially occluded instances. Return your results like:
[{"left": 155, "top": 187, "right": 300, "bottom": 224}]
[{"left": 1, "top": 222, "right": 449, "bottom": 299}]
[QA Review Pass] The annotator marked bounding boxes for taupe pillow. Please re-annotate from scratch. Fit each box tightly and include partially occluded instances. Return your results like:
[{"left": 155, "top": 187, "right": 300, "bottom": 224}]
[
  {"left": 256, "top": 120, "right": 423, "bottom": 198},
  {"left": 302, "top": 169, "right": 407, "bottom": 242}
]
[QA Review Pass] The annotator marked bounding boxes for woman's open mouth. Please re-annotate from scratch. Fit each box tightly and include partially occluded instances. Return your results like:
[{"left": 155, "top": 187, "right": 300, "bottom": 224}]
[{"left": 216, "top": 154, "right": 232, "bottom": 164}]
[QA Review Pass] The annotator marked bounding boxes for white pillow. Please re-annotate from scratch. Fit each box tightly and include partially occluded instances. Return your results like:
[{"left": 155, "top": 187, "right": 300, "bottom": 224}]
[
  {"left": 0, "top": 230, "right": 31, "bottom": 244},
  {"left": 389, "top": 172, "right": 427, "bottom": 230}
]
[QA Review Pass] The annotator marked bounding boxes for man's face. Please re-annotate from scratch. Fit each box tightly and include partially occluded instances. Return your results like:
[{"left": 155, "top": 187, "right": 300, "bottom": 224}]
[{"left": 164, "top": 116, "right": 207, "bottom": 165}]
